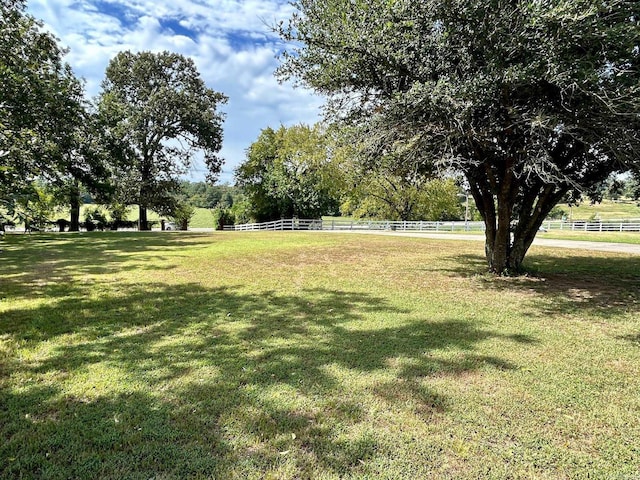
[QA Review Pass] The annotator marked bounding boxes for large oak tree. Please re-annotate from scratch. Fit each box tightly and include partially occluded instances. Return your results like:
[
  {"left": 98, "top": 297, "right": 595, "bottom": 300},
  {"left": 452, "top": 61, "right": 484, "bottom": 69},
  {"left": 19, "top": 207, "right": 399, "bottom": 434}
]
[
  {"left": 98, "top": 51, "right": 226, "bottom": 230},
  {"left": 278, "top": 0, "right": 640, "bottom": 273}
]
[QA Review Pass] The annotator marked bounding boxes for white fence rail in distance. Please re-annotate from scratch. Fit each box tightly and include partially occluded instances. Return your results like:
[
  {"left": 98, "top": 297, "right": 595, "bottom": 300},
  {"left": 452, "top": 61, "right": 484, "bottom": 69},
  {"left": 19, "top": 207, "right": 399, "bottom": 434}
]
[{"left": 224, "top": 218, "right": 640, "bottom": 233}]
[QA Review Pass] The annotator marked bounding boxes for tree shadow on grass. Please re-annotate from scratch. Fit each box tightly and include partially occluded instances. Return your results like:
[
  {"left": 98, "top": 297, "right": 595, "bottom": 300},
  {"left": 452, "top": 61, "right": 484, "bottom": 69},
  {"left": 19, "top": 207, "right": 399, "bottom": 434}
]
[
  {"left": 0, "top": 232, "right": 214, "bottom": 301},
  {"left": 1, "top": 387, "right": 230, "bottom": 479},
  {"left": 443, "top": 252, "right": 640, "bottom": 319},
  {"left": 0, "top": 281, "right": 532, "bottom": 479},
  {"left": 618, "top": 333, "right": 640, "bottom": 345}
]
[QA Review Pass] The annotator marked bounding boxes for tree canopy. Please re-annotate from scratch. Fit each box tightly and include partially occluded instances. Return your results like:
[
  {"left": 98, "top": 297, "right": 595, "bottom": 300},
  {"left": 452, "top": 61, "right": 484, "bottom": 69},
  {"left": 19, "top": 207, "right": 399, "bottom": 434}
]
[
  {"left": 279, "top": 0, "right": 640, "bottom": 273},
  {"left": 98, "top": 51, "right": 227, "bottom": 230},
  {"left": 235, "top": 124, "right": 341, "bottom": 221},
  {"left": 1, "top": 0, "right": 88, "bottom": 222}
]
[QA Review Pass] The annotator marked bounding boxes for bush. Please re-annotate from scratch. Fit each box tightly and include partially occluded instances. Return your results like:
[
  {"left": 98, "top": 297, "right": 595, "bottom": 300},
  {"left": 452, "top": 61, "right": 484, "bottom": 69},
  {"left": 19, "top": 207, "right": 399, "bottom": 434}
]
[
  {"left": 547, "top": 206, "right": 567, "bottom": 220},
  {"left": 169, "top": 203, "right": 195, "bottom": 230},
  {"left": 55, "top": 219, "right": 70, "bottom": 232},
  {"left": 83, "top": 208, "right": 109, "bottom": 231},
  {"left": 212, "top": 206, "right": 235, "bottom": 230},
  {"left": 108, "top": 203, "right": 130, "bottom": 230}
]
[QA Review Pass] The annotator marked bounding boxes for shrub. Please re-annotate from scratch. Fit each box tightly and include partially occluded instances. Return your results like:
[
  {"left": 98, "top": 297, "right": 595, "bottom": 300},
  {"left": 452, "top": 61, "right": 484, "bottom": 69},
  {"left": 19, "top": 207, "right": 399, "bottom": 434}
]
[{"left": 212, "top": 206, "right": 235, "bottom": 230}]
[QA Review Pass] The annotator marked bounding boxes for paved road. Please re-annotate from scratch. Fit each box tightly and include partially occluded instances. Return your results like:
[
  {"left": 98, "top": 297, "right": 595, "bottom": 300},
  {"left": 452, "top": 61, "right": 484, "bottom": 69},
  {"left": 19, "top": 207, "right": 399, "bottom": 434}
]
[{"left": 325, "top": 230, "right": 640, "bottom": 255}]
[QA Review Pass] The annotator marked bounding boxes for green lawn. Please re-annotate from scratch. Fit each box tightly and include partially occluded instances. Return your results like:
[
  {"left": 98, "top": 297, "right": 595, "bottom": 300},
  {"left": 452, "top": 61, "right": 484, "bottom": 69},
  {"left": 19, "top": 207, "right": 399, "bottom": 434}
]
[
  {"left": 556, "top": 199, "right": 640, "bottom": 220},
  {"left": 76, "top": 205, "right": 215, "bottom": 229},
  {"left": 1, "top": 232, "right": 639, "bottom": 478},
  {"left": 538, "top": 230, "right": 640, "bottom": 245}
]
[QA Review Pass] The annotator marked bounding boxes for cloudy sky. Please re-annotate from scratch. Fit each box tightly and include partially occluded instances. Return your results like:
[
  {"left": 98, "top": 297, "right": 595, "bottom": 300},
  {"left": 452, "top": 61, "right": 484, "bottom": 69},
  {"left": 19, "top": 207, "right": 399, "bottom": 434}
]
[{"left": 26, "top": 0, "right": 324, "bottom": 184}]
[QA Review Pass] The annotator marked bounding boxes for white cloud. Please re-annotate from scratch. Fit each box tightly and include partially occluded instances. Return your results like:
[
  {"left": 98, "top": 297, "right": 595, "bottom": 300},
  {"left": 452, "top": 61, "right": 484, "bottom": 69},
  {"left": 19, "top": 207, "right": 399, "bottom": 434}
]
[{"left": 26, "top": 0, "right": 323, "bottom": 183}]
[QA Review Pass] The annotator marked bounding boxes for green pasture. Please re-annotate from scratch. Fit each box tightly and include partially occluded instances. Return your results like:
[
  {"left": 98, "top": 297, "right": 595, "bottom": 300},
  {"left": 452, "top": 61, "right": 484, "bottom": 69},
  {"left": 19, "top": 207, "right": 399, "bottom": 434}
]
[
  {"left": 74, "top": 205, "right": 216, "bottom": 229},
  {"left": 539, "top": 230, "right": 640, "bottom": 245},
  {"left": 1, "top": 232, "right": 639, "bottom": 478},
  {"left": 557, "top": 199, "right": 640, "bottom": 220}
]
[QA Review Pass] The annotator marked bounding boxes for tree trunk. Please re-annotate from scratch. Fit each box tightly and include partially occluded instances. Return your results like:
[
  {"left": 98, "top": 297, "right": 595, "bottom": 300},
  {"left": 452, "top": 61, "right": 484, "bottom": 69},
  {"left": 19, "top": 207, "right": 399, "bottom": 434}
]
[
  {"left": 139, "top": 205, "right": 150, "bottom": 231},
  {"left": 69, "top": 185, "right": 81, "bottom": 232},
  {"left": 473, "top": 177, "right": 568, "bottom": 274}
]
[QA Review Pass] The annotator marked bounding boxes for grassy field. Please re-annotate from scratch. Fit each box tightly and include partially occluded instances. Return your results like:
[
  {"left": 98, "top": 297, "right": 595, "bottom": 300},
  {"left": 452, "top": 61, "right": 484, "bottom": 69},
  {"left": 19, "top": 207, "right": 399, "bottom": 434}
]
[
  {"left": 539, "top": 230, "right": 640, "bottom": 245},
  {"left": 1, "top": 232, "right": 639, "bottom": 479},
  {"left": 73, "top": 205, "right": 216, "bottom": 229},
  {"left": 556, "top": 199, "right": 640, "bottom": 220}
]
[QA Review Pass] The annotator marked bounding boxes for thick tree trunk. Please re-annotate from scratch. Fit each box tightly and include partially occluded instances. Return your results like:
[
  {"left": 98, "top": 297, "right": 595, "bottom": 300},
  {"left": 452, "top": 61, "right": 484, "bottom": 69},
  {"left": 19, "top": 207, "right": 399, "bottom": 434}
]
[
  {"left": 467, "top": 159, "right": 566, "bottom": 274},
  {"left": 69, "top": 185, "right": 81, "bottom": 232},
  {"left": 472, "top": 177, "right": 568, "bottom": 274},
  {"left": 139, "top": 205, "right": 150, "bottom": 231},
  {"left": 138, "top": 156, "right": 153, "bottom": 231}
]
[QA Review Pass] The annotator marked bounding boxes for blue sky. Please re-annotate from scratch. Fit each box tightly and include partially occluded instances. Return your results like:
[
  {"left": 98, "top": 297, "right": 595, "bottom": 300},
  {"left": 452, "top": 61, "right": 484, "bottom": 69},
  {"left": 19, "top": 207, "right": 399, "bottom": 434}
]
[{"left": 27, "top": 0, "right": 323, "bottom": 184}]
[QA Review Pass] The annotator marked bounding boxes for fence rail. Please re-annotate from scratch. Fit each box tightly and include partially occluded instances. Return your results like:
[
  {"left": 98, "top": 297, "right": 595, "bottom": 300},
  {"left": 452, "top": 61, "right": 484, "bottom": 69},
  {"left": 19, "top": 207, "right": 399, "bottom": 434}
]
[
  {"left": 225, "top": 219, "right": 323, "bottom": 231},
  {"left": 225, "top": 218, "right": 640, "bottom": 233}
]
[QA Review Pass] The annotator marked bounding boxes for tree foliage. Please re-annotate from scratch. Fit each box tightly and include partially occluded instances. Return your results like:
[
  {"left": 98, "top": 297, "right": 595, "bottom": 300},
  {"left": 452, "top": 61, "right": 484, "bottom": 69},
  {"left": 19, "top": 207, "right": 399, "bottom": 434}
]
[
  {"left": 179, "top": 181, "right": 241, "bottom": 209},
  {"left": 0, "top": 0, "right": 87, "bottom": 203},
  {"left": 279, "top": 0, "right": 640, "bottom": 273},
  {"left": 98, "top": 51, "right": 227, "bottom": 230},
  {"left": 343, "top": 175, "right": 463, "bottom": 222},
  {"left": 235, "top": 124, "right": 341, "bottom": 221},
  {"left": 333, "top": 128, "right": 462, "bottom": 220}
]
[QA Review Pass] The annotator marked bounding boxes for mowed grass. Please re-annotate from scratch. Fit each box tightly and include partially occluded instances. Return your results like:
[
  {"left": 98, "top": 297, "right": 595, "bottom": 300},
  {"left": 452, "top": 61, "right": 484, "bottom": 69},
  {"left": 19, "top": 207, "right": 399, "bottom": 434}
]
[
  {"left": 75, "top": 205, "right": 216, "bottom": 229},
  {"left": 538, "top": 230, "right": 640, "bottom": 245},
  {"left": 1, "top": 232, "right": 639, "bottom": 479},
  {"left": 557, "top": 199, "right": 640, "bottom": 220}
]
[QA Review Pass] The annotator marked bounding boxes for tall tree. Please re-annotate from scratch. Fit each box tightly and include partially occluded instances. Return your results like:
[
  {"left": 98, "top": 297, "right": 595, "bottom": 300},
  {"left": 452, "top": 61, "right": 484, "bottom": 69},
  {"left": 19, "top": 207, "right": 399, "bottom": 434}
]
[
  {"left": 236, "top": 124, "right": 341, "bottom": 221},
  {"left": 333, "top": 128, "right": 461, "bottom": 220},
  {"left": 278, "top": 0, "right": 640, "bottom": 273},
  {"left": 1, "top": 0, "right": 87, "bottom": 221},
  {"left": 98, "top": 51, "right": 227, "bottom": 230}
]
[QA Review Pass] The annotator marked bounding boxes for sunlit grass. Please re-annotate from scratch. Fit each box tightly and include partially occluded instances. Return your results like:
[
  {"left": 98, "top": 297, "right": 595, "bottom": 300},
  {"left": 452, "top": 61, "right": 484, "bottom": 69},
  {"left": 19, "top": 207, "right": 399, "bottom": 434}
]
[
  {"left": 557, "top": 199, "right": 640, "bottom": 220},
  {"left": 1, "top": 232, "right": 639, "bottom": 478},
  {"left": 538, "top": 230, "right": 640, "bottom": 244}
]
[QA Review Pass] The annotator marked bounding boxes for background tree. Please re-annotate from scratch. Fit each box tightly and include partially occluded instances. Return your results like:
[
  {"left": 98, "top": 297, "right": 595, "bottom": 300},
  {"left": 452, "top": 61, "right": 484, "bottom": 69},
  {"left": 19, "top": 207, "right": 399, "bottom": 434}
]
[
  {"left": 279, "top": 0, "right": 640, "bottom": 273},
  {"left": 1, "top": 0, "right": 88, "bottom": 223},
  {"left": 624, "top": 173, "right": 640, "bottom": 202},
  {"left": 342, "top": 175, "right": 463, "bottom": 222},
  {"left": 179, "top": 181, "right": 242, "bottom": 209},
  {"left": 604, "top": 176, "right": 626, "bottom": 202},
  {"left": 98, "top": 51, "right": 227, "bottom": 230},
  {"left": 235, "top": 124, "right": 341, "bottom": 221},
  {"left": 334, "top": 130, "right": 462, "bottom": 220}
]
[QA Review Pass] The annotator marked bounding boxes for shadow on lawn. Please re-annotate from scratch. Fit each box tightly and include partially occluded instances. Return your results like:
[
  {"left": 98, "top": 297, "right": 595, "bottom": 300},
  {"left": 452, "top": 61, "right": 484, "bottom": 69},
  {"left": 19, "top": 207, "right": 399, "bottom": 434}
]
[
  {"left": 1, "top": 280, "right": 529, "bottom": 479},
  {"left": 444, "top": 252, "right": 640, "bottom": 319},
  {"left": 0, "top": 232, "right": 213, "bottom": 300}
]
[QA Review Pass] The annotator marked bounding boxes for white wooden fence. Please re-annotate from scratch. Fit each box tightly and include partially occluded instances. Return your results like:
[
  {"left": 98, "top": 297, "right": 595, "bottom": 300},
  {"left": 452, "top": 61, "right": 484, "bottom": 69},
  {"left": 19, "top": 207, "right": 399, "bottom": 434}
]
[
  {"left": 225, "top": 218, "right": 640, "bottom": 232},
  {"left": 226, "top": 218, "right": 323, "bottom": 231}
]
